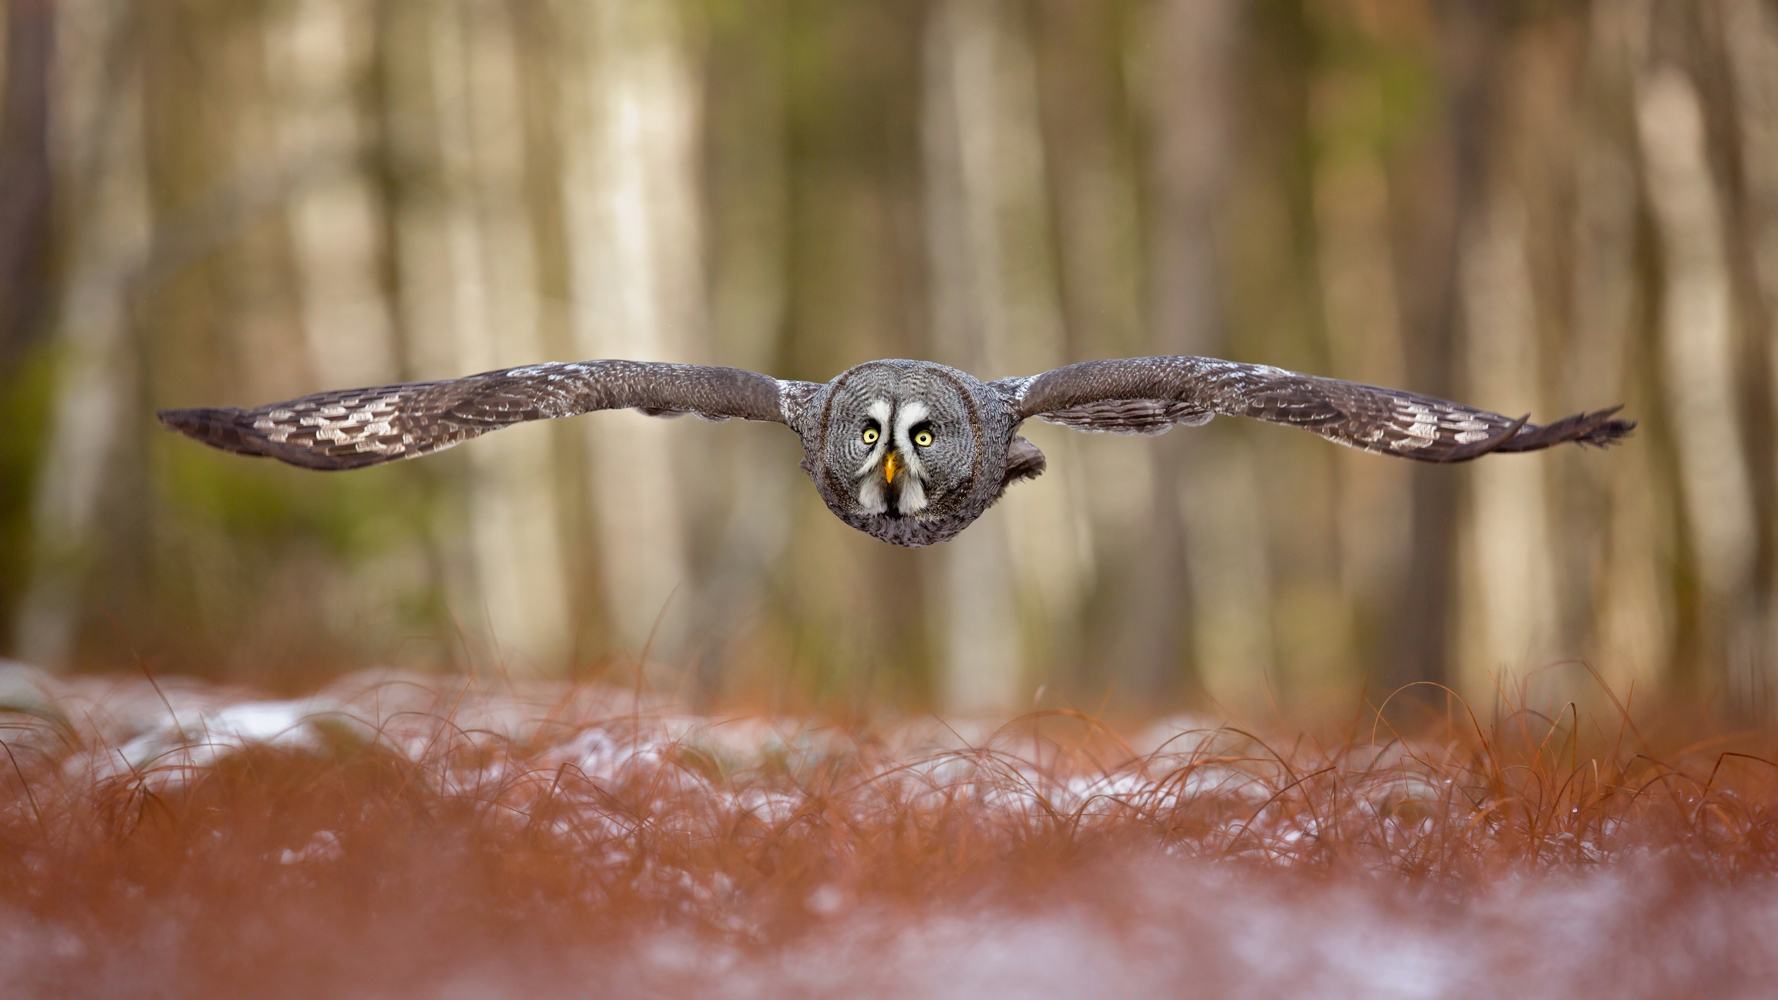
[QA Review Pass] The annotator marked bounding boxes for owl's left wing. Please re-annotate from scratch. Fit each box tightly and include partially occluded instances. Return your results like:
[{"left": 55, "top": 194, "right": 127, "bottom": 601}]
[
  {"left": 160, "top": 360, "right": 817, "bottom": 470},
  {"left": 993, "top": 356, "right": 1633, "bottom": 462}
]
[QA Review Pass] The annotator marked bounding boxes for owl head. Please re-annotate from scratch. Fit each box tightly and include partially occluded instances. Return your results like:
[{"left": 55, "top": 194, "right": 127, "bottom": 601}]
[{"left": 800, "top": 360, "right": 1017, "bottom": 546}]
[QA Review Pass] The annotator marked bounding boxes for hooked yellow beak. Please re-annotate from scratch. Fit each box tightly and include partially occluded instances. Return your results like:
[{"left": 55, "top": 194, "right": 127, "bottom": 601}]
[{"left": 883, "top": 451, "right": 900, "bottom": 485}]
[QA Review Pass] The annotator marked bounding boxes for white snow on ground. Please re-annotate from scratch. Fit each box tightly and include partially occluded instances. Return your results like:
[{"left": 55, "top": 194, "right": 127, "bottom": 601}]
[
  {"left": 4, "top": 859, "right": 1767, "bottom": 999},
  {"left": 479, "top": 865, "right": 1778, "bottom": 1000},
  {"left": 3, "top": 662, "right": 1776, "bottom": 998}
]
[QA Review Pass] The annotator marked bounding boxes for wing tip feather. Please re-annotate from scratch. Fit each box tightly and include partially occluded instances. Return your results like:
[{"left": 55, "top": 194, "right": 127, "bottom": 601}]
[
  {"left": 1495, "top": 405, "right": 1636, "bottom": 456},
  {"left": 157, "top": 405, "right": 362, "bottom": 469},
  {"left": 157, "top": 406, "right": 264, "bottom": 455}
]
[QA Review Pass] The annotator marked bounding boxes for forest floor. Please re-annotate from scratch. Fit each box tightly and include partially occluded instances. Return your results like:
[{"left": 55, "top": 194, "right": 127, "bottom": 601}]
[{"left": 0, "top": 661, "right": 1774, "bottom": 998}]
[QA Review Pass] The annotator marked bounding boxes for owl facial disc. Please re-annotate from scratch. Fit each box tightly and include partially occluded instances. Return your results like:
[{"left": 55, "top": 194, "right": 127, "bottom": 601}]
[{"left": 853, "top": 397, "right": 930, "bottom": 517}]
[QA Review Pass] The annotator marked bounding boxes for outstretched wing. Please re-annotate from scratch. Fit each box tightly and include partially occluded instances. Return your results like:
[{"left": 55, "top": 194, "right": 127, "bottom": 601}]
[
  {"left": 994, "top": 356, "right": 1633, "bottom": 462},
  {"left": 159, "top": 360, "right": 812, "bottom": 470}
]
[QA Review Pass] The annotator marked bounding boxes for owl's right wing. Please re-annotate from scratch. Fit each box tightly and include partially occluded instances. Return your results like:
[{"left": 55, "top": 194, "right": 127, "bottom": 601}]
[
  {"left": 993, "top": 356, "right": 1633, "bottom": 462},
  {"left": 159, "top": 360, "right": 819, "bottom": 470}
]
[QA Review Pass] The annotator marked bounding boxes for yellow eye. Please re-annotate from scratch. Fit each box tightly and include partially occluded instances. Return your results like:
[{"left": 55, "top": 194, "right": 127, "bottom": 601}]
[
  {"left": 913, "top": 428, "right": 935, "bottom": 448},
  {"left": 862, "top": 426, "right": 880, "bottom": 445}
]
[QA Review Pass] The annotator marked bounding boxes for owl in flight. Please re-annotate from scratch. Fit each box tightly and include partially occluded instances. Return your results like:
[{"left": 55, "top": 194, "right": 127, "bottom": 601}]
[{"left": 160, "top": 356, "right": 1633, "bottom": 547}]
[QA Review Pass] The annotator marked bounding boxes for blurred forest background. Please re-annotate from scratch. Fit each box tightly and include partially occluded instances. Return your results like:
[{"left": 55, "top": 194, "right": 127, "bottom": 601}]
[{"left": 0, "top": 0, "right": 1773, "bottom": 717}]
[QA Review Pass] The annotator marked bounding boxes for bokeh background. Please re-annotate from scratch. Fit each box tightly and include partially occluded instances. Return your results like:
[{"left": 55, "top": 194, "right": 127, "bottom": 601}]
[{"left": 0, "top": 0, "right": 1772, "bottom": 716}]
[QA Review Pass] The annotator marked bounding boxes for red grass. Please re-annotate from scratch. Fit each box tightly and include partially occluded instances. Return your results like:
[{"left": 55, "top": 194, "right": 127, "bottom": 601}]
[{"left": 2, "top": 666, "right": 1776, "bottom": 997}]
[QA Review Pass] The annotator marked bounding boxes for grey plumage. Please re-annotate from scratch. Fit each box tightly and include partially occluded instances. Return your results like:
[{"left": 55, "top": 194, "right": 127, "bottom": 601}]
[
  {"left": 997, "top": 357, "right": 1630, "bottom": 459},
  {"left": 157, "top": 361, "right": 788, "bottom": 470},
  {"left": 159, "top": 355, "right": 1635, "bottom": 547}
]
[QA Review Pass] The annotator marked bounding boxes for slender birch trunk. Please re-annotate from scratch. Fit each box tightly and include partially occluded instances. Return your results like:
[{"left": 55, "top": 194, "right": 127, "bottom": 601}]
[
  {"left": 268, "top": 0, "right": 397, "bottom": 391},
  {"left": 557, "top": 0, "right": 701, "bottom": 672},
  {"left": 1028, "top": 1, "right": 1145, "bottom": 699},
  {"left": 1637, "top": 62, "right": 1758, "bottom": 684},
  {"left": 445, "top": 1, "right": 571, "bottom": 674},
  {"left": 0, "top": 0, "right": 54, "bottom": 372},
  {"left": 15, "top": 0, "right": 147, "bottom": 667},
  {"left": 1571, "top": 1, "right": 1669, "bottom": 693},
  {"left": 1457, "top": 190, "right": 1558, "bottom": 689},
  {"left": 1134, "top": 0, "right": 1264, "bottom": 708},
  {"left": 688, "top": 0, "right": 795, "bottom": 704},
  {"left": 922, "top": 0, "right": 1064, "bottom": 712},
  {"left": 1311, "top": 63, "right": 1413, "bottom": 701},
  {"left": 1382, "top": 5, "right": 1500, "bottom": 700},
  {"left": 375, "top": 1, "right": 571, "bottom": 673},
  {"left": 1716, "top": 0, "right": 1778, "bottom": 715}
]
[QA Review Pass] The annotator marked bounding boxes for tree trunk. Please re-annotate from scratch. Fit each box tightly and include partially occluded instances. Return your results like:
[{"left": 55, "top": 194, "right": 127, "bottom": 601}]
[
  {"left": 0, "top": 0, "right": 54, "bottom": 373},
  {"left": 1636, "top": 58, "right": 1758, "bottom": 695},
  {"left": 1571, "top": 0, "right": 1670, "bottom": 694},
  {"left": 1130, "top": 0, "right": 1250, "bottom": 707},
  {"left": 1458, "top": 187, "right": 1558, "bottom": 690},
  {"left": 14, "top": 0, "right": 147, "bottom": 667},
  {"left": 921, "top": 0, "right": 1064, "bottom": 712},
  {"left": 1384, "top": 2, "right": 1500, "bottom": 702},
  {"left": 557, "top": 0, "right": 701, "bottom": 679}
]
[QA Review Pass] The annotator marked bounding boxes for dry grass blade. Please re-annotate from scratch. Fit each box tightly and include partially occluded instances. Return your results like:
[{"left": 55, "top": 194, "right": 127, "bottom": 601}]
[{"left": 0, "top": 665, "right": 1774, "bottom": 997}]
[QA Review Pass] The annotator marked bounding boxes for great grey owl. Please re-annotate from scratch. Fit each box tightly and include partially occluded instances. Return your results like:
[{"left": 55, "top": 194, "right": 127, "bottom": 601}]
[{"left": 159, "top": 356, "right": 1634, "bottom": 547}]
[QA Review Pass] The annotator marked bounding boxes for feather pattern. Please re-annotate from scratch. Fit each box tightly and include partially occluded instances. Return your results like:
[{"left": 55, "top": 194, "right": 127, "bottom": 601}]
[
  {"left": 158, "top": 360, "right": 793, "bottom": 470},
  {"left": 997, "top": 356, "right": 1634, "bottom": 462}
]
